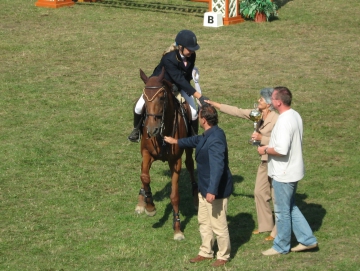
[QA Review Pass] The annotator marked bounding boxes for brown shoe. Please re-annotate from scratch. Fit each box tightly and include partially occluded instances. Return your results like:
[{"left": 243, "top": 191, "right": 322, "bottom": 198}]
[
  {"left": 189, "top": 255, "right": 213, "bottom": 263},
  {"left": 253, "top": 229, "right": 271, "bottom": 235},
  {"left": 265, "top": 235, "right": 275, "bottom": 241},
  {"left": 212, "top": 259, "right": 227, "bottom": 267}
]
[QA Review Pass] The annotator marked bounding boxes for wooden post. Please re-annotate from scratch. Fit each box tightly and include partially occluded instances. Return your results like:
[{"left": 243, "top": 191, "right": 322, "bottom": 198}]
[
  {"left": 209, "top": 0, "right": 244, "bottom": 25},
  {"left": 223, "top": 0, "right": 244, "bottom": 25},
  {"left": 35, "top": 0, "right": 74, "bottom": 8}
]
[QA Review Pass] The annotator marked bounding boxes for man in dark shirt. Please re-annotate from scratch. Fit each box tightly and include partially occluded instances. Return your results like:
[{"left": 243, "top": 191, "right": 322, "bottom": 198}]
[{"left": 165, "top": 104, "right": 233, "bottom": 267}]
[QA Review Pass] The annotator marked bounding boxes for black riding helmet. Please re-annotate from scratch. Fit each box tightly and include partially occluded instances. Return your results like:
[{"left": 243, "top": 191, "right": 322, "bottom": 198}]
[{"left": 175, "top": 30, "right": 200, "bottom": 51}]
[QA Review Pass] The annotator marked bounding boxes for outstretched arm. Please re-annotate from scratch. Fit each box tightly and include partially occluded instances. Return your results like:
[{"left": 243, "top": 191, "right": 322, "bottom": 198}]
[{"left": 205, "top": 100, "right": 221, "bottom": 110}]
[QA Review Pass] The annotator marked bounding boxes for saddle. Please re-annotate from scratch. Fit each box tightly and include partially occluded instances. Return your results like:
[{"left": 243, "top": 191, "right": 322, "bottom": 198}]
[{"left": 172, "top": 88, "right": 192, "bottom": 137}]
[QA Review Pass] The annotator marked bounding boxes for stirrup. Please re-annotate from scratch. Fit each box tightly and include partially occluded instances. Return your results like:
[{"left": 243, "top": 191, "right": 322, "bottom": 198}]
[{"left": 128, "top": 129, "right": 140, "bottom": 143}]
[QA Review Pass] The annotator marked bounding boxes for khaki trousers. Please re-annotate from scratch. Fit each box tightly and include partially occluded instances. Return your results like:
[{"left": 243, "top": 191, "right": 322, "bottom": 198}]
[
  {"left": 255, "top": 161, "right": 277, "bottom": 236},
  {"left": 197, "top": 193, "right": 231, "bottom": 261}
]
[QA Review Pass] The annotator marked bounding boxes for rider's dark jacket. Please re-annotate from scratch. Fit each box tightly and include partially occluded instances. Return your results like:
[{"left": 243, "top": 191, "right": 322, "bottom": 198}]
[{"left": 151, "top": 50, "right": 197, "bottom": 96}]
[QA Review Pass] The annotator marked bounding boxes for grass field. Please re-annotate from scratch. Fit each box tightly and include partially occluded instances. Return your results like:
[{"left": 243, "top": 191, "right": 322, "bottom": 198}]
[{"left": 1, "top": 0, "right": 359, "bottom": 270}]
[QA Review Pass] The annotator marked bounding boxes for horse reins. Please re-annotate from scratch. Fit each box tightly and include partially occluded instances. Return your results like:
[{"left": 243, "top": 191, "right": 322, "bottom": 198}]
[{"left": 143, "top": 86, "right": 167, "bottom": 138}]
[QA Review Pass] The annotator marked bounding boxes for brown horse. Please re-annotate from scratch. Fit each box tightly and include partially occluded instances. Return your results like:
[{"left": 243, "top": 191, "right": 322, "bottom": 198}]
[{"left": 135, "top": 68, "right": 198, "bottom": 240}]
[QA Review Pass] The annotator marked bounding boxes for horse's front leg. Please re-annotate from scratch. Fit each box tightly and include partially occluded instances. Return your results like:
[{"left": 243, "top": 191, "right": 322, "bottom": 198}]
[
  {"left": 169, "top": 158, "right": 185, "bottom": 241},
  {"left": 135, "top": 155, "right": 156, "bottom": 216},
  {"left": 185, "top": 148, "right": 199, "bottom": 210}
]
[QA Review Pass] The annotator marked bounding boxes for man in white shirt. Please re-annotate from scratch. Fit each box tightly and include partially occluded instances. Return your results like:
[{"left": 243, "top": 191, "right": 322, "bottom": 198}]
[{"left": 257, "top": 87, "right": 318, "bottom": 256}]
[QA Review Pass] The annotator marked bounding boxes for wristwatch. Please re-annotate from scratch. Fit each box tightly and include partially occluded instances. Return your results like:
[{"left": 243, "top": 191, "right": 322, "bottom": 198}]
[{"left": 264, "top": 147, "right": 268, "bottom": 155}]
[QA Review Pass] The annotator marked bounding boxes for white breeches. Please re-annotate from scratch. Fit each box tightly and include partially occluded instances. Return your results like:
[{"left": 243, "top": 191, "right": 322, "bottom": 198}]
[
  {"left": 180, "top": 90, "right": 198, "bottom": 120},
  {"left": 134, "top": 95, "right": 145, "bottom": 115},
  {"left": 134, "top": 91, "right": 198, "bottom": 120}
]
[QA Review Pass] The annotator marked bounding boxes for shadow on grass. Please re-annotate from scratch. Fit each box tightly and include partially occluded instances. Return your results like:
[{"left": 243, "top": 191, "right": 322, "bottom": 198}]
[
  {"left": 228, "top": 192, "right": 325, "bottom": 257},
  {"left": 228, "top": 212, "right": 255, "bottom": 258},
  {"left": 150, "top": 171, "right": 253, "bottom": 253},
  {"left": 274, "top": 0, "right": 294, "bottom": 9},
  {"left": 151, "top": 168, "right": 198, "bottom": 233},
  {"left": 284, "top": 193, "right": 326, "bottom": 248},
  {"left": 295, "top": 193, "right": 326, "bottom": 233},
  {"left": 231, "top": 174, "right": 254, "bottom": 199},
  {"left": 76, "top": 0, "right": 207, "bottom": 18}
]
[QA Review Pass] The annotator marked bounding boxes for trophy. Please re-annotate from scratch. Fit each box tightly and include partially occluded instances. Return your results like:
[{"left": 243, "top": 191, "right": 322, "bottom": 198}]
[{"left": 248, "top": 103, "right": 262, "bottom": 146}]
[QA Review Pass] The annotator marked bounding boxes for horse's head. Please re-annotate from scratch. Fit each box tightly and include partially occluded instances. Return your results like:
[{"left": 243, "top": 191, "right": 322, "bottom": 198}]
[{"left": 140, "top": 67, "right": 173, "bottom": 138}]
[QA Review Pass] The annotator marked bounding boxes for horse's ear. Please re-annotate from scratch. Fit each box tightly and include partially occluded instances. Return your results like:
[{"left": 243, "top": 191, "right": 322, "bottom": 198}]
[
  {"left": 158, "top": 67, "right": 165, "bottom": 82},
  {"left": 140, "top": 69, "right": 148, "bottom": 84}
]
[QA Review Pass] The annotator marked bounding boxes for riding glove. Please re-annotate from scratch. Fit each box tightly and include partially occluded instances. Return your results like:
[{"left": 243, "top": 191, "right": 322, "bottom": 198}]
[{"left": 199, "top": 96, "right": 210, "bottom": 106}]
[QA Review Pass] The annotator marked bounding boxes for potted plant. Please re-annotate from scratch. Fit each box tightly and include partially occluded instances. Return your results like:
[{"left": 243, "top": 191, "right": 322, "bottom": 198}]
[{"left": 240, "top": 0, "right": 278, "bottom": 22}]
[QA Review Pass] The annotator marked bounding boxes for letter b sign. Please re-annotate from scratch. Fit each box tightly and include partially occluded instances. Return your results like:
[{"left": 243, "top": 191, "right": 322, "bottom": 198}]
[{"left": 203, "top": 12, "right": 223, "bottom": 27}]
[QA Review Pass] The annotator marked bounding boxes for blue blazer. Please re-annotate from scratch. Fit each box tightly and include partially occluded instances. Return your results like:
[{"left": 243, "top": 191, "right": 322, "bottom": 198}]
[{"left": 178, "top": 125, "right": 233, "bottom": 199}]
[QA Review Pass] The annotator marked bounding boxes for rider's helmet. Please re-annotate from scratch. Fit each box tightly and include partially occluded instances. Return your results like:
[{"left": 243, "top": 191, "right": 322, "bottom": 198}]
[{"left": 175, "top": 30, "right": 200, "bottom": 51}]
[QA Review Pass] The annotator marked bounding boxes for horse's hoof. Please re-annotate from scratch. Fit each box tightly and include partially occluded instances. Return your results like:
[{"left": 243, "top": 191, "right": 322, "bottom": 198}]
[
  {"left": 174, "top": 232, "right": 185, "bottom": 241},
  {"left": 145, "top": 208, "right": 156, "bottom": 217},
  {"left": 135, "top": 206, "right": 145, "bottom": 214}
]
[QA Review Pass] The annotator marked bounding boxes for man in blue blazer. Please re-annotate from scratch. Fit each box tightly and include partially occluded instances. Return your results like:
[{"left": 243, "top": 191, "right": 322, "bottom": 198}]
[{"left": 165, "top": 104, "right": 233, "bottom": 267}]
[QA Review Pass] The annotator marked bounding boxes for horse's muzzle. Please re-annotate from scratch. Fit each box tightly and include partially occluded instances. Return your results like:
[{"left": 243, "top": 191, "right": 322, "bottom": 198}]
[{"left": 146, "top": 125, "right": 161, "bottom": 138}]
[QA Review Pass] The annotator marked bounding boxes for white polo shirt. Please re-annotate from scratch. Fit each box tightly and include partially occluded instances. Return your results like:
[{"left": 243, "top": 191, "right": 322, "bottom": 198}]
[{"left": 268, "top": 108, "right": 305, "bottom": 182}]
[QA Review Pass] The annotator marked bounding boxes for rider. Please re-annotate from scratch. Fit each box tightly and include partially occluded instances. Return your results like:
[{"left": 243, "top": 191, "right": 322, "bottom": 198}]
[{"left": 128, "top": 29, "right": 209, "bottom": 142}]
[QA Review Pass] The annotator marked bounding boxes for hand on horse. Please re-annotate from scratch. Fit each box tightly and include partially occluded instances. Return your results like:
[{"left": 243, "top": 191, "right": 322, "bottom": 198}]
[
  {"left": 199, "top": 95, "right": 210, "bottom": 106},
  {"left": 164, "top": 136, "right": 178, "bottom": 145}
]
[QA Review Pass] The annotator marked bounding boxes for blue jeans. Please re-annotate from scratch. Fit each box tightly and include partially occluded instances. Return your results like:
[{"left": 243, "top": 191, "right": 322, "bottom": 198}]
[{"left": 272, "top": 180, "right": 317, "bottom": 254}]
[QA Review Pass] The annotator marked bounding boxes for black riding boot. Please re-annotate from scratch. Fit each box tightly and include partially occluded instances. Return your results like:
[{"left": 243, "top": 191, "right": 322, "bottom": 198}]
[
  {"left": 128, "top": 113, "right": 143, "bottom": 142},
  {"left": 191, "top": 118, "right": 199, "bottom": 136}
]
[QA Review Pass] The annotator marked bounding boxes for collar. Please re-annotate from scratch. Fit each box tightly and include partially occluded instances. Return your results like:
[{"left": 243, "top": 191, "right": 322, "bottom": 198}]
[
  {"left": 176, "top": 50, "right": 183, "bottom": 62},
  {"left": 203, "top": 125, "right": 218, "bottom": 136}
]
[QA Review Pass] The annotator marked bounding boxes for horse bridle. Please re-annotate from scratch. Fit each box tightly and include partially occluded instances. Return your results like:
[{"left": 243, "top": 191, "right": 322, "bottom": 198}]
[{"left": 143, "top": 85, "right": 167, "bottom": 138}]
